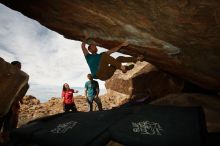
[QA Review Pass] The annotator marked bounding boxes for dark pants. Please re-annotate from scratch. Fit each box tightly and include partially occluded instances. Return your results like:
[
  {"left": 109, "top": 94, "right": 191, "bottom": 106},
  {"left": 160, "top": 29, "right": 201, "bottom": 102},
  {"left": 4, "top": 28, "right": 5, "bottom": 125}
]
[
  {"left": 0, "top": 117, "right": 5, "bottom": 132},
  {"left": 87, "top": 97, "right": 103, "bottom": 112},
  {"left": 0, "top": 105, "right": 18, "bottom": 133},
  {"left": 63, "top": 103, "right": 77, "bottom": 112},
  {"left": 96, "top": 53, "right": 137, "bottom": 80}
]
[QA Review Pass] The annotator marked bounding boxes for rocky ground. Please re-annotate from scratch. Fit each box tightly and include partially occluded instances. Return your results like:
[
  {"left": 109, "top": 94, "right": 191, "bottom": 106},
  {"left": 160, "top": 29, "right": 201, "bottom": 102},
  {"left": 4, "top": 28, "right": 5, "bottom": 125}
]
[{"left": 18, "top": 94, "right": 124, "bottom": 127}]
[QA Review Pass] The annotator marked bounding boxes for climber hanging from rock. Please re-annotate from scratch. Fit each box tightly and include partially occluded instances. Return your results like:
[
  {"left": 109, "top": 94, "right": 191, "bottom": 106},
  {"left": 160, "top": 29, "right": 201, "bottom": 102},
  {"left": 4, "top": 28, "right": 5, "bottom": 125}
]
[{"left": 81, "top": 32, "right": 144, "bottom": 81}]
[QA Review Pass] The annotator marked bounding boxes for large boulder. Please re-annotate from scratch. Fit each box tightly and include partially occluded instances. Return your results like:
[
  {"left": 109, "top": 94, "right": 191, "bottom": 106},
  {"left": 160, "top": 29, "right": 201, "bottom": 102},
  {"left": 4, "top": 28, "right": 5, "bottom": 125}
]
[
  {"left": 0, "top": 0, "right": 220, "bottom": 91},
  {"left": 0, "top": 58, "right": 29, "bottom": 117},
  {"left": 105, "top": 62, "right": 184, "bottom": 106},
  {"left": 150, "top": 93, "right": 220, "bottom": 132}
]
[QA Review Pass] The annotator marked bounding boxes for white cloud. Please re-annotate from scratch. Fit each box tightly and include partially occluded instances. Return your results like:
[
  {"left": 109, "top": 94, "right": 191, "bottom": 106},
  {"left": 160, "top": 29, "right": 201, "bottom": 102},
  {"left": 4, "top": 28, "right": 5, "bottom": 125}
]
[
  {"left": 0, "top": 4, "right": 106, "bottom": 89},
  {"left": 0, "top": 4, "right": 131, "bottom": 100}
]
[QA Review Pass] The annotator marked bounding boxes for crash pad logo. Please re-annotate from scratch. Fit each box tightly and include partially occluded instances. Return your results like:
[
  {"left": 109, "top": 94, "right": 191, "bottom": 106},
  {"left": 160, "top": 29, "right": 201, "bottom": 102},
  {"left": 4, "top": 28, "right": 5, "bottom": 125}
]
[
  {"left": 132, "top": 120, "right": 163, "bottom": 135},
  {"left": 50, "top": 121, "right": 78, "bottom": 134}
]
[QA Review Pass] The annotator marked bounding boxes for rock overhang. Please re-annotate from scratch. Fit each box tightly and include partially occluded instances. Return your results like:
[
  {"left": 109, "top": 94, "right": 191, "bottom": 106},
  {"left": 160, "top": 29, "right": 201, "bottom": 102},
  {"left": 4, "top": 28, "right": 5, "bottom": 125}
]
[{"left": 0, "top": 0, "right": 220, "bottom": 91}]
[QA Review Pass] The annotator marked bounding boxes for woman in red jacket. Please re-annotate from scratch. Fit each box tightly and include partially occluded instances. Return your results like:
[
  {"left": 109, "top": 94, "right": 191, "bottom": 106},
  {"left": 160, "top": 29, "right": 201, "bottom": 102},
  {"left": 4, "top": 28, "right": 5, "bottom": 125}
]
[{"left": 61, "top": 83, "right": 78, "bottom": 112}]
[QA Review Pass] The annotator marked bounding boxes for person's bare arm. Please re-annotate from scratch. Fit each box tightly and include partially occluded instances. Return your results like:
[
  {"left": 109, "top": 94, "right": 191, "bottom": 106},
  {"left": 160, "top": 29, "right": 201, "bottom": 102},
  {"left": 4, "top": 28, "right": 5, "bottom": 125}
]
[
  {"left": 84, "top": 89, "right": 88, "bottom": 99},
  {"left": 61, "top": 96, "right": 64, "bottom": 103},
  {"left": 81, "top": 32, "right": 90, "bottom": 56},
  {"left": 81, "top": 42, "right": 89, "bottom": 56},
  {"left": 106, "top": 41, "right": 129, "bottom": 55}
]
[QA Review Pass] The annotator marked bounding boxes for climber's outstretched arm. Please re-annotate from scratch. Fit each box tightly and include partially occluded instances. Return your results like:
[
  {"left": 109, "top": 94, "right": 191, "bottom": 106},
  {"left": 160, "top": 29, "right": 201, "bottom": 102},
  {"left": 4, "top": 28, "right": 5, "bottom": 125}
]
[
  {"left": 81, "top": 41, "right": 89, "bottom": 56},
  {"left": 106, "top": 41, "right": 129, "bottom": 55}
]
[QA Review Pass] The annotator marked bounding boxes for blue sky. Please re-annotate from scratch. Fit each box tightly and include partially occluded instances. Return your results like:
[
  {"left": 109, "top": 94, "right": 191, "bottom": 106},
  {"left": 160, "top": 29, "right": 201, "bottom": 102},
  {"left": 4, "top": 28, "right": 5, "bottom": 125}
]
[{"left": 0, "top": 4, "right": 114, "bottom": 99}]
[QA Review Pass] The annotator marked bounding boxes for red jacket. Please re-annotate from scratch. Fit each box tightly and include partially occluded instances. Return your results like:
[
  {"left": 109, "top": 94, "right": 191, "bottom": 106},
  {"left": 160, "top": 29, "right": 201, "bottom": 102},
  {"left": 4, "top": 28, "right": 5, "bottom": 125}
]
[{"left": 62, "top": 89, "right": 75, "bottom": 104}]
